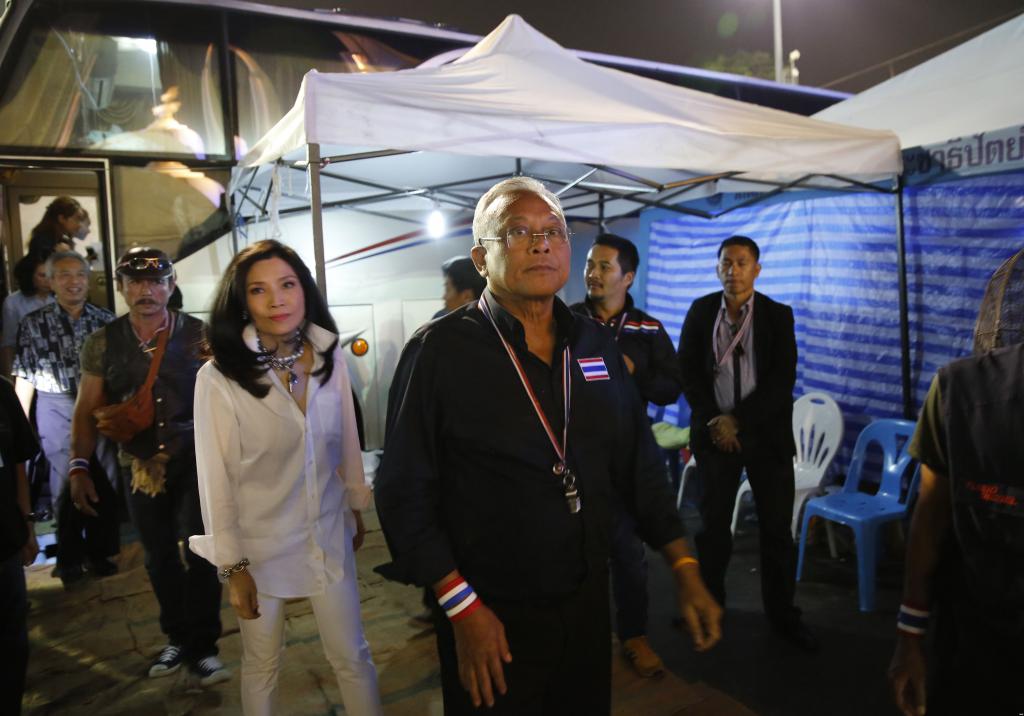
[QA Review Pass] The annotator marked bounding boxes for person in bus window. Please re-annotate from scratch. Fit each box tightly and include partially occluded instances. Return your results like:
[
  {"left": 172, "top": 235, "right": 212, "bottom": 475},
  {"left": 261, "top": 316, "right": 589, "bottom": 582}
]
[
  {"left": 26, "top": 197, "right": 84, "bottom": 258},
  {"left": 189, "top": 240, "right": 383, "bottom": 716}
]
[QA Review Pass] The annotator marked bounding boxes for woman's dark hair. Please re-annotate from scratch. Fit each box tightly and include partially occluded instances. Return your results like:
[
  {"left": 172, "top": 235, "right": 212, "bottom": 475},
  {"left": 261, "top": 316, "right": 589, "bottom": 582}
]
[
  {"left": 28, "top": 196, "right": 82, "bottom": 257},
  {"left": 206, "top": 239, "right": 338, "bottom": 398},
  {"left": 13, "top": 253, "right": 47, "bottom": 295}
]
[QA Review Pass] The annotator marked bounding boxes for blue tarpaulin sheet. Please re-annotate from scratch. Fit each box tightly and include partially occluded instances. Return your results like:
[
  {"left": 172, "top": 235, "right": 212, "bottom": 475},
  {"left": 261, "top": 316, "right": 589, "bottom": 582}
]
[{"left": 646, "top": 170, "right": 1024, "bottom": 472}]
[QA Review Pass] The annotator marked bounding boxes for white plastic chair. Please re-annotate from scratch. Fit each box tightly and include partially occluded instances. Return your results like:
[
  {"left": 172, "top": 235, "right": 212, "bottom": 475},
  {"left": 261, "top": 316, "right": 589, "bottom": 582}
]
[
  {"left": 731, "top": 392, "right": 844, "bottom": 537},
  {"left": 676, "top": 454, "right": 698, "bottom": 511}
]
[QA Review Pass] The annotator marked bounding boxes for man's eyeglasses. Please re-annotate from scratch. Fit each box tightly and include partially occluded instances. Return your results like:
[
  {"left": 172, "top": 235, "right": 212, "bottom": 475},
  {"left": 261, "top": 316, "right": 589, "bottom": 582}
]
[
  {"left": 478, "top": 226, "right": 572, "bottom": 249},
  {"left": 119, "top": 257, "right": 172, "bottom": 272}
]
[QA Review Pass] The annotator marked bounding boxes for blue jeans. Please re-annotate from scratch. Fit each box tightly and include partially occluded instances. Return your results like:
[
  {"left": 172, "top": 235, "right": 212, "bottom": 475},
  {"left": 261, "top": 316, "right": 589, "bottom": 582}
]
[
  {"left": 0, "top": 551, "right": 28, "bottom": 715},
  {"left": 610, "top": 504, "right": 649, "bottom": 641}
]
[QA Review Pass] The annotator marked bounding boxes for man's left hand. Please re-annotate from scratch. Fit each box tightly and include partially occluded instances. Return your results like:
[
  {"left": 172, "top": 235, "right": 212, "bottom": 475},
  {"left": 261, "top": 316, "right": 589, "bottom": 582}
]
[{"left": 674, "top": 566, "right": 723, "bottom": 652}]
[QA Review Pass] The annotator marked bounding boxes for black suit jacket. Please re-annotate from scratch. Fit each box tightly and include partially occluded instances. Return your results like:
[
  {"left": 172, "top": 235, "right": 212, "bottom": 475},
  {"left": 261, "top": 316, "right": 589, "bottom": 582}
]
[{"left": 677, "top": 291, "right": 797, "bottom": 459}]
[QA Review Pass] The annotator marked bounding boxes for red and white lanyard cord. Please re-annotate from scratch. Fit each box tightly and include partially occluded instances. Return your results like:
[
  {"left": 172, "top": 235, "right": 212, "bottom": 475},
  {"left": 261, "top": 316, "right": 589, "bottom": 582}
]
[
  {"left": 712, "top": 300, "right": 754, "bottom": 368},
  {"left": 478, "top": 296, "right": 571, "bottom": 471}
]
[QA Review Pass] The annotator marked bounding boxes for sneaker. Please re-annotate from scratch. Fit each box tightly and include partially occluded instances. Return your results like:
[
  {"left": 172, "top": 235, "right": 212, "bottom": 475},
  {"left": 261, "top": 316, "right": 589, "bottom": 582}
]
[
  {"left": 191, "top": 655, "right": 231, "bottom": 687},
  {"left": 622, "top": 636, "right": 665, "bottom": 678},
  {"left": 148, "top": 644, "right": 184, "bottom": 678}
]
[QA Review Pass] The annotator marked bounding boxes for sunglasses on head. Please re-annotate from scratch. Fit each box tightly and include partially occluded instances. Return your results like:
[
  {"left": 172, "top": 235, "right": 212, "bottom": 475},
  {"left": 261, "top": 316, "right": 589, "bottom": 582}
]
[{"left": 119, "top": 257, "right": 171, "bottom": 272}]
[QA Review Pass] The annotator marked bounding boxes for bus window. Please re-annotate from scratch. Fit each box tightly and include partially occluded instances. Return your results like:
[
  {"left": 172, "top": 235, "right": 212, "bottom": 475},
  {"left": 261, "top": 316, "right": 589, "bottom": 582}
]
[
  {"left": 0, "top": 2, "right": 227, "bottom": 158},
  {"left": 111, "top": 164, "right": 230, "bottom": 265},
  {"left": 229, "top": 13, "right": 465, "bottom": 155}
]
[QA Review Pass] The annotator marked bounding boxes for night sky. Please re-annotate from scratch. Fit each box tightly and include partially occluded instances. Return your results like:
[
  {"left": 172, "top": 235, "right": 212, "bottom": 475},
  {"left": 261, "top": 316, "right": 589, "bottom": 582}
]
[{"left": 269, "top": 0, "right": 1024, "bottom": 92}]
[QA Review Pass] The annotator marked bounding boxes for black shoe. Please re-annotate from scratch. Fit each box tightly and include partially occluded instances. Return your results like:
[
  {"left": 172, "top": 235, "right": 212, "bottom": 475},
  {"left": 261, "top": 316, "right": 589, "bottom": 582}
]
[
  {"left": 773, "top": 620, "right": 819, "bottom": 652},
  {"left": 60, "top": 565, "right": 88, "bottom": 590},
  {"left": 87, "top": 558, "right": 119, "bottom": 577}
]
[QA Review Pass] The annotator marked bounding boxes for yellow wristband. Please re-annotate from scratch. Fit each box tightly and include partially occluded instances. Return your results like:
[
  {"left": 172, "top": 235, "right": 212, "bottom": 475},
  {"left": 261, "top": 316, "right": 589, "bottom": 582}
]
[{"left": 672, "top": 556, "right": 699, "bottom": 571}]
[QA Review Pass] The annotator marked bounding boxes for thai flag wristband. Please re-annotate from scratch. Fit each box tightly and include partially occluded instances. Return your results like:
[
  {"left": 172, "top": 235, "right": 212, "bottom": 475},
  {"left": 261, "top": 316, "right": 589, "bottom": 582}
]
[
  {"left": 436, "top": 576, "right": 482, "bottom": 623},
  {"left": 896, "top": 602, "right": 930, "bottom": 637},
  {"left": 68, "top": 457, "right": 90, "bottom": 476}
]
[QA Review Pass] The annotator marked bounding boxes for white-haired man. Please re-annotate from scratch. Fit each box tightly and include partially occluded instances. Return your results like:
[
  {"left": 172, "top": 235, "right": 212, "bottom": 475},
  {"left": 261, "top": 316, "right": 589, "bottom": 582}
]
[
  {"left": 13, "top": 251, "right": 116, "bottom": 587},
  {"left": 377, "top": 177, "right": 721, "bottom": 715}
]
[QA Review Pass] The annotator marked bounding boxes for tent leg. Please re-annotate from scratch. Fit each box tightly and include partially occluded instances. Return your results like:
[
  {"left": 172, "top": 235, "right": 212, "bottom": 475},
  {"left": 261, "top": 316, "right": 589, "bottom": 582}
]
[
  {"left": 308, "top": 142, "right": 328, "bottom": 300},
  {"left": 895, "top": 178, "right": 913, "bottom": 419}
]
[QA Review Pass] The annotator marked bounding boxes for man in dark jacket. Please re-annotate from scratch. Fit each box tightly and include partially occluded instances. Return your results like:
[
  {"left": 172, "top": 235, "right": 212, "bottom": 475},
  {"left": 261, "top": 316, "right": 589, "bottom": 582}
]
[
  {"left": 677, "top": 235, "right": 815, "bottom": 650},
  {"left": 571, "top": 233, "right": 682, "bottom": 677}
]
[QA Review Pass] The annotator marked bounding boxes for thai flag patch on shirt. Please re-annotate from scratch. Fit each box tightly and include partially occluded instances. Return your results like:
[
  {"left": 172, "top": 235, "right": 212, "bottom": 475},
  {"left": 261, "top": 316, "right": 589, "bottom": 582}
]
[{"left": 577, "top": 357, "right": 610, "bottom": 381}]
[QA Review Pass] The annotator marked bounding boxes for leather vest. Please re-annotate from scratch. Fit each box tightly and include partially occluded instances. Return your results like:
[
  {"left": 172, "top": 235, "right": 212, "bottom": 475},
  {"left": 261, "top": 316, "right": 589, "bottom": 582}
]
[
  {"left": 939, "top": 342, "right": 1024, "bottom": 633},
  {"left": 102, "top": 312, "right": 204, "bottom": 460}
]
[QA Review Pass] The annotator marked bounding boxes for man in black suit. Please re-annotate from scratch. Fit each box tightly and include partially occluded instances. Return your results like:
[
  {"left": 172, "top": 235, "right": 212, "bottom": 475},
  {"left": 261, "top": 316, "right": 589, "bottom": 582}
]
[{"left": 677, "top": 235, "right": 816, "bottom": 651}]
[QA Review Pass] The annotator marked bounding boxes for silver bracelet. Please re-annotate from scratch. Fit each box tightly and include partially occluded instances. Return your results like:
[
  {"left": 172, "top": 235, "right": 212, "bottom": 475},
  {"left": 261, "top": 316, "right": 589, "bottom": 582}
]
[{"left": 219, "top": 558, "right": 250, "bottom": 580}]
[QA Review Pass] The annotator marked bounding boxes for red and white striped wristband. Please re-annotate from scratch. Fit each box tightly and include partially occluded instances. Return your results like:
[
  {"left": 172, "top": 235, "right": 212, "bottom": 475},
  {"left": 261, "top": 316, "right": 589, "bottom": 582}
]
[{"left": 436, "top": 576, "right": 483, "bottom": 623}]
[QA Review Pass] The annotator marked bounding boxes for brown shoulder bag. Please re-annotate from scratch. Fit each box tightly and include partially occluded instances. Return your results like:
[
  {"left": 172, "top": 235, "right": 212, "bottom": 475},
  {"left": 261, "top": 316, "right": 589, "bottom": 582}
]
[{"left": 93, "top": 326, "right": 169, "bottom": 444}]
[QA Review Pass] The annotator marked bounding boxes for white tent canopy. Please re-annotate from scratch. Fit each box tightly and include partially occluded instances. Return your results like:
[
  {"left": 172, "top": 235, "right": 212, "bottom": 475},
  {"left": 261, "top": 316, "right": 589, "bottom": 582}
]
[
  {"left": 241, "top": 14, "right": 900, "bottom": 180},
  {"left": 815, "top": 13, "right": 1024, "bottom": 149}
]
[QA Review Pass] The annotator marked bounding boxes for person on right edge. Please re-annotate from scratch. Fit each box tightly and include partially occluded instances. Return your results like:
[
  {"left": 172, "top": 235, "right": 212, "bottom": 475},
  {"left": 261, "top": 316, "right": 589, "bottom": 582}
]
[
  {"left": 571, "top": 233, "right": 683, "bottom": 678},
  {"left": 888, "top": 248, "right": 1024, "bottom": 716},
  {"left": 677, "top": 235, "right": 817, "bottom": 651}
]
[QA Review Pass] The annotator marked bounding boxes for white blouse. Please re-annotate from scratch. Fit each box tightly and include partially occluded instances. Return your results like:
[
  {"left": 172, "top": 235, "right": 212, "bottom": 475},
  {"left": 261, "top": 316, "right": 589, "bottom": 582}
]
[{"left": 189, "top": 323, "right": 371, "bottom": 599}]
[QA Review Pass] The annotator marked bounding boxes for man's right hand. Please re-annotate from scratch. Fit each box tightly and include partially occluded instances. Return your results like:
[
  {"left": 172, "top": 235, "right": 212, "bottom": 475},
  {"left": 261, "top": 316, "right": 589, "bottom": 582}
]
[
  {"left": 708, "top": 415, "right": 742, "bottom": 453},
  {"left": 452, "top": 604, "right": 512, "bottom": 708},
  {"left": 228, "top": 570, "right": 260, "bottom": 619},
  {"left": 888, "top": 635, "right": 927, "bottom": 716},
  {"left": 69, "top": 472, "right": 100, "bottom": 517}
]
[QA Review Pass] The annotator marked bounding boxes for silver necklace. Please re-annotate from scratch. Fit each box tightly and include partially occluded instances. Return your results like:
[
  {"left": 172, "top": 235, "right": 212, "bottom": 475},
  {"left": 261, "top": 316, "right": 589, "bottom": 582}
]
[{"left": 256, "top": 329, "right": 304, "bottom": 393}]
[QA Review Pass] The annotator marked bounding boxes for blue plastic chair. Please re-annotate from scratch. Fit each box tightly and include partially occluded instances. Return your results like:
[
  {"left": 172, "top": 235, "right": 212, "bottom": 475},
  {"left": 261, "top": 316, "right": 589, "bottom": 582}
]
[{"left": 796, "top": 419, "right": 919, "bottom": 612}]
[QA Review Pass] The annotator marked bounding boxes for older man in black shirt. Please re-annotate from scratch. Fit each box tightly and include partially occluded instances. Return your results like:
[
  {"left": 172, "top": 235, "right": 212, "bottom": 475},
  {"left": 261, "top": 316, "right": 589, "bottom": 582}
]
[{"left": 377, "top": 177, "right": 721, "bottom": 715}]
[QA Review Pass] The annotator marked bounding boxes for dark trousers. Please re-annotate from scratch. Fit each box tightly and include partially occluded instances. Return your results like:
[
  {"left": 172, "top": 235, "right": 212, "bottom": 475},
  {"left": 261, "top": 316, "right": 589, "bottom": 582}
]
[
  {"left": 126, "top": 455, "right": 221, "bottom": 662},
  {"left": 610, "top": 505, "right": 648, "bottom": 641},
  {"left": 694, "top": 446, "right": 799, "bottom": 624},
  {"left": 1, "top": 551, "right": 28, "bottom": 715},
  {"left": 55, "top": 457, "right": 119, "bottom": 571},
  {"left": 926, "top": 603, "right": 1024, "bottom": 714},
  {"left": 434, "top": 571, "right": 612, "bottom": 716}
]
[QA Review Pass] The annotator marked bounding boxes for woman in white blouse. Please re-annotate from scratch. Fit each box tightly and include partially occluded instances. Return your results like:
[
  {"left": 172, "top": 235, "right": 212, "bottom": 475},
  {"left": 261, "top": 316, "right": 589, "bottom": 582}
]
[{"left": 189, "top": 240, "right": 382, "bottom": 715}]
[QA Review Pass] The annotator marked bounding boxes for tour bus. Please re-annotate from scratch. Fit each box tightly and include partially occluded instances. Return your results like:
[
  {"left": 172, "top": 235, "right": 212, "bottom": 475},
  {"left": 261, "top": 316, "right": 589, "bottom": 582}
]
[{"left": 0, "top": 0, "right": 848, "bottom": 447}]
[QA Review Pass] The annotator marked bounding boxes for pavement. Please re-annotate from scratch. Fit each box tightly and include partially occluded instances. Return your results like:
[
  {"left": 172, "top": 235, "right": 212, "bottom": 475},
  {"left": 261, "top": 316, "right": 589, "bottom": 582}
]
[{"left": 22, "top": 508, "right": 762, "bottom": 716}]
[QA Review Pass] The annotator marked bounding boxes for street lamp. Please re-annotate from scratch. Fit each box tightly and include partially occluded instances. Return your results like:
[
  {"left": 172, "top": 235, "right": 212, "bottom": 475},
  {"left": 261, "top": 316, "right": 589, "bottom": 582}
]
[{"left": 773, "top": 0, "right": 783, "bottom": 83}]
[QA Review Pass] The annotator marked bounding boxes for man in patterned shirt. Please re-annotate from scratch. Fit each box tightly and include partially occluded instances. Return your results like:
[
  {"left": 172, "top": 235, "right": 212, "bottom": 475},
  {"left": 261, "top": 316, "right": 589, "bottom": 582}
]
[{"left": 13, "top": 250, "right": 116, "bottom": 587}]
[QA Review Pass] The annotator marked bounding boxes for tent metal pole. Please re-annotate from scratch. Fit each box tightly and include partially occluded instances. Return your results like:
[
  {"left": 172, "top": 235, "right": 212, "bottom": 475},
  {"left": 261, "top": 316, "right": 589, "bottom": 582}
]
[
  {"left": 895, "top": 177, "right": 913, "bottom": 418},
  {"left": 308, "top": 143, "right": 328, "bottom": 299},
  {"left": 598, "top": 193, "right": 605, "bottom": 232}
]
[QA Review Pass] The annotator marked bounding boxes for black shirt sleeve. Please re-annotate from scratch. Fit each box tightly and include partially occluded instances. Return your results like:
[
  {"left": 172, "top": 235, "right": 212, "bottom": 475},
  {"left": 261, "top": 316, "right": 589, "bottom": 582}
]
[
  {"left": 375, "top": 333, "right": 457, "bottom": 588},
  {"left": 627, "top": 322, "right": 683, "bottom": 407},
  {"left": 0, "top": 377, "right": 39, "bottom": 464},
  {"left": 611, "top": 350, "right": 687, "bottom": 550}
]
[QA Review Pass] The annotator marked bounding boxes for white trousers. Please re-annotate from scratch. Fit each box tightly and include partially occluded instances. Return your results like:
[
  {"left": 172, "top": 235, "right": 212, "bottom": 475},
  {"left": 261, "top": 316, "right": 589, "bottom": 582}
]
[{"left": 237, "top": 551, "right": 382, "bottom": 716}]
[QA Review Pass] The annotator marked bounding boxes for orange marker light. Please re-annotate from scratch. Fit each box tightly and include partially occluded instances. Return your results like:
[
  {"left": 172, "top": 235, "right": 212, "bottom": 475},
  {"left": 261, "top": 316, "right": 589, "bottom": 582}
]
[{"left": 351, "top": 338, "right": 369, "bottom": 357}]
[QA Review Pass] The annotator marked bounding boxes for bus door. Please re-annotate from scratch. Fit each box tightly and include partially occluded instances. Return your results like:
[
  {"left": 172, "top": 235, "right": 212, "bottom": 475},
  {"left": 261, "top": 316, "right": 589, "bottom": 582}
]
[{"left": 0, "top": 157, "right": 114, "bottom": 309}]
